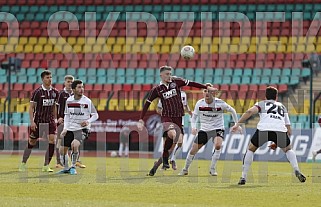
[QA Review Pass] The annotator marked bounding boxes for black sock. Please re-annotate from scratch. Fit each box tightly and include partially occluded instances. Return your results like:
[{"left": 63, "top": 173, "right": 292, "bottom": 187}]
[
  {"left": 22, "top": 142, "right": 34, "bottom": 163},
  {"left": 44, "top": 143, "right": 55, "bottom": 166},
  {"left": 162, "top": 138, "right": 173, "bottom": 164}
]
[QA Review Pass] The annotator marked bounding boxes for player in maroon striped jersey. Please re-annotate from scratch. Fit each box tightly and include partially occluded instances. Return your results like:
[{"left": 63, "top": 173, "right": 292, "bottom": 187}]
[
  {"left": 55, "top": 75, "right": 74, "bottom": 168},
  {"left": 19, "top": 70, "right": 59, "bottom": 172},
  {"left": 138, "top": 66, "right": 217, "bottom": 176}
]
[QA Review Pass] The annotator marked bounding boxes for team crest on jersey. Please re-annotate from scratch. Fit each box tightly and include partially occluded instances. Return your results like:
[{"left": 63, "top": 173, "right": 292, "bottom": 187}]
[
  {"left": 170, "top": 82, "right": 176, "bottom": 88},
  {"left": 52, "top": 93, "right": 56, "bottom": 98}
]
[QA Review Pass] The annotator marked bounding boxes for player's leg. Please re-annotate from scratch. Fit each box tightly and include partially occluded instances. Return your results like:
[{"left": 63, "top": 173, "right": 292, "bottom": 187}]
[
  {"left": 57, "top": 131, "right": 73, "bottom": 174},
  {"left": 19, "top": 124, "right": 40, "bottom": 171},
  {"left": 148, "top": 134, "right": 167, "bottom": 176},
  {"left": 162, "top": 128, "right": 176, "bottom": 169},
  {"left": 179, "top": 131, "right": 207, "bottom": 175},
  {"left": 42, "top": 133, "right": 55, "bottom": 172},
  {"left": 76, "top": 149, "right": 86, "bottom": 168},
  {"left": 70, "top": 139, "right": 81, "bottom": 175},
  {"left": 55, "top": 124, "right": 63, "bottom": 168},
  {"left": 118, "top": 142, "right": 124, "bottom": 157},
  {"left": 312, "top": 148, "right": 321, "bottom": 162},
  {"left": 239, "top": 130, "right": 260, "bottom": 185},
  {"left": 76, "top": 129, "right": 89, "bottom": 168},
  {"left": 278, "top": 132, "right": 306, "bottom": 183},
  {"left": 19, "top": 137, "right": 38, "bottom": 171},
  {"left": 170, "top": 119, "right": 185, "bottom": 170},
  {"left": 124, "top": 142, "right": 129, "bottom": 157},
  {"left": 210, "top": 132, "right": 224, "bottom": 176}
]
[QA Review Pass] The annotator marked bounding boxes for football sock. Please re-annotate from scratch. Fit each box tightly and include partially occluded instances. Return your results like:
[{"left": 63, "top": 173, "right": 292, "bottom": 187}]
[
  {"left": 210, "top": 149, "right": 221, "bottom": 170},
  {"left": 55, "top": 148, "right": 61, "bottom": 164},
  {"left": 317, "top": 149, "right": 321, "bottom": 154},
  {"left": 118, "top": 143, "right": 124, "bottom": 157},
  {"left": 163, "top": 138, "right": 173, "bottom": 163},
  {"left": 44, "top": 143, "right": 55, "bottom": 166},
  {"left": 60, "top": 154, "right": 69, "bottom": 170},
  {"left": 184, "top": 153, "right": 195, "bottom": 170},
  {"left": 71, "top": 151, "right": 79, "bottom": 168},
  {"left": 125, "top": 145, "right": 129, "bottom": 156},
  {"left": 286, "top": 150, "right": 300, "bottom": 172},
  {"left": 22, "top": 142, "right": 34, "bottom": 163},
  {"left": 242, "top": 150, "right": 254, "bottom": 179},
  {"left": 170, "top": 145, "right": 182, "bottom": 162}
]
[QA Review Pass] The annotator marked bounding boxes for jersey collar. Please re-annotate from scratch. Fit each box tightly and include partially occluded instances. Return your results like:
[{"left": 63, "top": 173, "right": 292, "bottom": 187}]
[{"left": 41, "top": 84, "right": 52, "bottom": 91}]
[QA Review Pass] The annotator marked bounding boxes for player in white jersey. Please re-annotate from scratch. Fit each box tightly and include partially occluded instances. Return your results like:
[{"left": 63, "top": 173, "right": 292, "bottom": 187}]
[
  {"left": 312, "top": 115, "right": 321, "bottom": 161},
  {"left": 230, "top": 86, "right": 306, "bottom": 185},
  {"left": 57, "top": 80, "right": 99, "bottom": 175},
  {"left": 178, "top": 84, "right": 239, "bottom": 176},
  {"left": 157, "top": 91, "right": 192, "bottom": 170}
]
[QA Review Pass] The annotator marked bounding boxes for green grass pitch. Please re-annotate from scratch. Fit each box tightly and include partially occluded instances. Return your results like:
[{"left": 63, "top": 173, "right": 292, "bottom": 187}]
[{"left": 1, "top": 154, "right": 321, "bottom": 207}]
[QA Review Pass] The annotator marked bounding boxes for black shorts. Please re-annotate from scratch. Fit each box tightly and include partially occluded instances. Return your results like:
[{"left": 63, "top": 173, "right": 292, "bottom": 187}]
[
  {"left": 62, "top": 129, "right": 90, "bottom": 148},
  {"left": 194, "top": 129, "right": 225, "bottom": 145},
  {"left": 29, "top": 122, "right": 57, "bottom": 139},
  {"left": 250, "top": 129, "right": 290, "bottom": 148}
]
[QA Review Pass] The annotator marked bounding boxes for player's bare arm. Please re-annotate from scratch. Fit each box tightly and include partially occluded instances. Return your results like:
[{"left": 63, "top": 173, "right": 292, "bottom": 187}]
[
  {"left": 29, "top": 102, "right": 37, "bottom": 131},
  {"left": 231, "top": 106, "right": 259, "bottom": 133}
]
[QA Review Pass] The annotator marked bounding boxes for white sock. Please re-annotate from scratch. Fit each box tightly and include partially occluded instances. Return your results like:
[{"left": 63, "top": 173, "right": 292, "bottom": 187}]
[
  {"left": 125, "top": 145, "right": 129, "bottom": 156},
  {"left": 171, "top": 145, "right": 182, "bottom": 162},
  {"left": 242, "top": 150, "right": 254, "bottom": 180},
  {"left": 119, "top": 143, "right": 124, "bottom": 156},
  {"left": 210, "top": 149, "right": 221, "bottom": 170},
  {"left": 60, "top": 154, "right": 69, "bottom": 170},
  {"left": 71, "top": 152, "right": 79, "bottom": 168},
  {"left": 184, "top": 153, "right": 195, "bottom": 171},
  {"left": 286, "top": 150, "right": 300, "bottom": 172}
]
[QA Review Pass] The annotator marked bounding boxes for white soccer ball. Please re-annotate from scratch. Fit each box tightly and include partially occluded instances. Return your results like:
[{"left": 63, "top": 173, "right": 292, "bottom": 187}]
[
  {"left": 110, "top": 151, "right": 117, "bottom": 157},
  {"left": 180, "top": 45, "right": 195, "bottom": 60}
]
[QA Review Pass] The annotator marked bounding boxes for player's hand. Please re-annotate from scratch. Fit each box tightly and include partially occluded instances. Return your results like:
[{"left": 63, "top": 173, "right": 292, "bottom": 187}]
[
  {"left": 137, "top": 119, "right": 144, "bottom": 131},
  {"left": 30, "top": 122, "right": 37, "bottom": 131},
  {"left": 81, "top": 121, "right": 89, "bottom": 127},
  {"left": 188, "top": 111, "right": 193, "bottom": 116},
  {"left": 60, "top": 129, "right": 67, "bottom": 139},
  {"left": 191, "top": 128, "right": 197, "bottom": 135},
  {"left": 230, "top": 124, "right": 242, "bottom": 134},
  {"left": 57, "top": 118, "right": 64, "bottom": 124},
  {"left": 268, "top": 143, "right": 277, "bottom": 150},
  {"left": 207, "top": 86, "right": 218, "bottom": 92}
]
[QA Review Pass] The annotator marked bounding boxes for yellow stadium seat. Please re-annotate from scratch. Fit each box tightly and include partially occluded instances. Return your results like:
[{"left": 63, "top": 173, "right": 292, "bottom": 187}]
[
  {"left": 96, "top": 37, "right": 106, "bottom": 45},
  {"left": 279, "top": 37, "right": 288, "bottom": 44},
  {"left": 0, "top": 37, "right": 8, "bottom": 44},
  {"left": 86, "top": 37, "right": 96, "bottom": 45},
  {"left": 67, "top": 37, "right": 76, "bottom": 46},
  {"left": 240, "top": 37, "right": 250, "bottom": 44},
  {"left": 155, "top": 37, "right": 163, "bottom": 45},
  {"left": 83, "top": 44, "right": 92, "bottom": 53},
  {"left": 248, "top": 44, "right": 256, "bottom": 53},
  {"left": 173, "top": 37, "right": 183, "bottom": 45},
  {"left": 19, "top": 37, "right": 28, "bottom": 45},
  {"left": 296, "top": 44, "right": 305, "bottom": 52},
  {"left": 145, "top": 37, "right": 154, "bottom": 45},
  {"left": 136, "top": 37, "right": 146, "bottom": 44},
  {"left": 170, "top": 45, "right": 180, "bottom": 53},
  {"left": 108, "top": 99, "right": 118, "bottom": 111},
  {"left": 141, "top": 45, "right": 152, "bottom": 53},
  {"left": 38, "top": 37, "right": 47, "bottom": 45},
  {"left": 202, "top": 37, "right": 212, "bottom": 45},
  {"left": 210, "top": 45, "right": 218, "bottom": 53},
  {"left": 43, "top": 45, "right": 53, "bottom": 53},
  {"left": 276, "top": 44, "right": 286, "bottom": 53},
  {"left": 164, "top": 37, "right": 173, "bottom": 45},
  {"left": 28, "top": 37, "right": 37, "bottom": 45},
  {"left": 306, "top": 44, "right": 317, "bottom": 52},
  {"left": 152, "top": 45, "right": 160, "bottom": 53},
  {"left": 161, "top": 45, "right": 170, "bottom": 53},
  {"left": 77, "top": 37, "right": 85, "bottom": 46},
  {"left": 34, "top": 45, "right": 43, "bottom": 53},
  {"left": 239, "top": 44, "right": 249, "bottom": 53},
  {"left": 192, "top": 37, "right": 201, "bottom": 45},
  {"left": 229, "top": 45, "right": 239, "bottom": 53},
  {"left": 219, "top": 44, "right": 229, "bottom": 53},
  {"left": 267, "top": 44, "right": 277, "bottom": 53},
  {"left": 73, "top": 44, "right": 82, "bottom": 53},
  {"left": 15, "top": 44, "right": 24, "bottom": 53}
]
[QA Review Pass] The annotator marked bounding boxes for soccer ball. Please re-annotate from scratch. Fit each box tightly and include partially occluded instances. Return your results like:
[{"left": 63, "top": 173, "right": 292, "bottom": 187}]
[
  {"left": 180, "top": 45, "right": 195, "bottom": 60},
  {"left": 110, "top": 151, "right": 117, "bottom": 157}
]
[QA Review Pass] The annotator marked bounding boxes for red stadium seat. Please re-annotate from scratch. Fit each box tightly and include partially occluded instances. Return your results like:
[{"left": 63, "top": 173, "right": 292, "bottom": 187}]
[{"left": 103, "top": 84, "right": 113, "bottom": 91}]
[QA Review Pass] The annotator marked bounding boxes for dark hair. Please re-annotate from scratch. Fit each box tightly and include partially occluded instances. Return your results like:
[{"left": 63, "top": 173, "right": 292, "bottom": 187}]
[
  {"left": 71, "top": 79, "right": 83, "bottom": 89},
  {"left": 265, "top": 86, "right": 278, "bottom": 100},
  {"left": 40, "top": 70, "right": 52, "bottom": 79},
  {"left": 159, "top": 65, "right": 173, "bottom": 73}
]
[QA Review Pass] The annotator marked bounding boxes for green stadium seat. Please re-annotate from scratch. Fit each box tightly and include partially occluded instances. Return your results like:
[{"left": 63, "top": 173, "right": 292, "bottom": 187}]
[
  {"left": 116, "top": 68, "right": 125, "bottom": 77},
  {"left": 261, "top": 76, "right": 270, "bottom": 84},
  {"left": 251, "top": 76, "right": 261, "bottom": 84},
  {"left": 301, "top": 68, "right": 311, "bottom": 77},
  {"left": 270, "top": 76, "right": 280, "bottom": 84},
  {"left": 262, "top": 69, "right": 272, "bottom": 76},
  {"left": 232, "top": 76, "right": 241, "bottom": 84},
  {"left": 185, "top": 69, "right": 194, "bottom": 80},
  {"left": 292, "top": 68, "right": 301, "bottom": 76},
  {"left": 233, "top": 69, "right": 243, "bottom": 76},
  {"left": 279, "top": 76, "right": 290, "bottom": 84},
  {"left": 87, "top": 76, "right": 97, "bottom": 84},
  {"left": 67, "top": 68, "right": 76, "bottom": 76},
  {"left": 77, "top": 68, "right": 87, "bottom": 76},
  {"left": 241, "top": 76, "right": 251, "bottom": 84},
  {"left": 289, "top": 76, "right": 300, "bottom": 85},
  {"left": 175, "top": 68, "right": 184, "bottom": 77},
  {"left": 145, "top": 68, "right": 155, "bottom": 77},
  {"left": 224, "top": 68, "right": 233, "bottom": 76},
  {"left": 214, "top": 68, "right": 223, "bottom": 76},
  {"left": 0, "top": 69, "right": 6, "bottom": 76},
  {"left": 281, "top": 68, "right": 291, "bottom": 76},
  {"left": 136, "top": 69, "right": 145, "bottom": 77},
  {"left": 204, "top": 69, "right": 214, "bottom": 76},
  {"left": 136, "top": 76, "right": 145, "bottom": 84},
  {"left": 253, "top": 69, "right": 262, "bottom": 76},
  {"left": 222, "top": 76, "right": 231, "bottom": 84},
  {"left": 57, "top": 68, "right": 66, "bottom": 77},
  {"left": 27, "top": 76, "right": 37, "bottom": 83},
  {"left": 243, "top": 68, "right": 252, "bottom": 76},
  {"left": 213, "top": 76, "right": 222, "bottom": 84},
  {"left": 271, "top": 69, "right": 281, "bottom": 76},
  {"left": 87, "top": 69, "right": 96, "bottom": 76},
  {"left": 97, "top": 76, "right": 106, "bottom": 84},
  {"left": 97, "top": 68, "right": 106, "bottom": 76},
  {"left": 17, "top": 75, "right": 28, "bottom": 84}
]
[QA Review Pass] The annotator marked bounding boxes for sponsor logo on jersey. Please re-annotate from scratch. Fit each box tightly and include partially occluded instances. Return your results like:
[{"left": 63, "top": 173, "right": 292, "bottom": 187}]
[
  {"left": 43, "top": 99, "right": 55, "bottom": 106},
  {"left": 162, "top": 89, "right": 177, "bottom": 99},
  {"left": 70, "top": 112, "right": 85, "bottom": 116}
]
